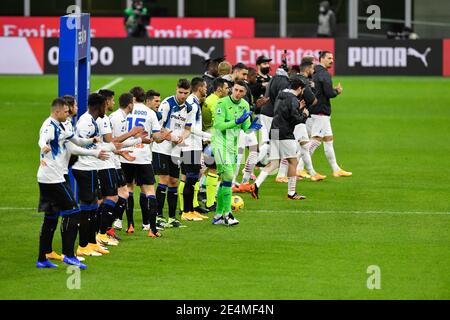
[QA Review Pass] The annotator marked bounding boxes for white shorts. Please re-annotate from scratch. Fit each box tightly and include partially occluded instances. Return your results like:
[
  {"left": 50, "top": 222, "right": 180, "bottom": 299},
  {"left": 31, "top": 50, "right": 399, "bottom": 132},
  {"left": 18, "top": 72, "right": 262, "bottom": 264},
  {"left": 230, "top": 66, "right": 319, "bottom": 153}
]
[
  {"left": 309, "top": 114, "right": 333, "bottom": 138},
  {"left": 259, "top": 114, "right": 273, "bottom": 144},
  {"left": 238, "top": 130, "right": 258, "bottom": 149},
  {"left": 294, "top": 123, "right": 309, "bottom": 143},
  {"left": 269, "top": 139, "right": 297, "bottom": 160}
]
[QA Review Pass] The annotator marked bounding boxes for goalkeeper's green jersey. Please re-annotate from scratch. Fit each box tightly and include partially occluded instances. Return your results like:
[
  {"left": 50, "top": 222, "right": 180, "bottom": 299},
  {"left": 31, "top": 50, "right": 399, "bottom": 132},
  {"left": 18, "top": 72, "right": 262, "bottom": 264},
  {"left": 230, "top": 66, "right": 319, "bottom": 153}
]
[{"left": 212, "top": 96, "right": 251, "bottom": 157}]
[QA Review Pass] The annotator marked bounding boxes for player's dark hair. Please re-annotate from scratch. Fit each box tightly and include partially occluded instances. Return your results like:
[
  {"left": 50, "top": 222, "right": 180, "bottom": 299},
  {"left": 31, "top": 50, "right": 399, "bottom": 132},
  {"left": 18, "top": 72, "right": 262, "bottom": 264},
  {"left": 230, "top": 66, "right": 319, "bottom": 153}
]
[
  {"left": 177, "top": 78, "right": 191, "bottom": 90},
  {"left": 51, "top": 97, "right": 67, "bottom": 110},
  {"left": 129, "top": 86, "right": 146, "bottom": 102},
  {"left": 98, "top": 89, "right": 115, "bottom": 99},
  {"left": 247, "top": 67, "right": 257, "bottom": 76},
  {"left": 232, "top": 62, "right": 248, "bottom": 72},
  {"left": 88, "top": 93, "right": 106, "bottom": 111},
  {"left": 299, "top": 61, "right": 314, "bottom": 72},
  {"left": 119, "top": 93, "right": 134, "bottom": 109},
  {"left": 290, "top": 65, "right": 301, "bottom": 74},
  {"left": 301, "top": 56, "right": 315, "bottom": 64},
  {"left": 145, "top": 89, "right": 160, "bottom": 101},
  {"left": 190, "top": 77, "right": 206, "bottom": 93},
  {"left": 318, "top": 50, "right": 332, "bottom": 61},
  {"left": 62, "top": 95, "right": 75, "bottom": 108},
  {"left": 234, "top": 80, "right": 248, "bottom": 90},
  {"left": 212, "top": 77, "right": 227, "bottom": 92},
  {"left": 289, "top": 76, "right": 306, "bottom": 90}
]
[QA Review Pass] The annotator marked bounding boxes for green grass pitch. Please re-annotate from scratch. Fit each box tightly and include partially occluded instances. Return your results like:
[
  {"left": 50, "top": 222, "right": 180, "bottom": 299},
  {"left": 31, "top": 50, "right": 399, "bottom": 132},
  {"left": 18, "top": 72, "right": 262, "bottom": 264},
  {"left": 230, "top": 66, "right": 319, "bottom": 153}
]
[{"left": 0, "top": 75, "right": 448, "bottom": 300}]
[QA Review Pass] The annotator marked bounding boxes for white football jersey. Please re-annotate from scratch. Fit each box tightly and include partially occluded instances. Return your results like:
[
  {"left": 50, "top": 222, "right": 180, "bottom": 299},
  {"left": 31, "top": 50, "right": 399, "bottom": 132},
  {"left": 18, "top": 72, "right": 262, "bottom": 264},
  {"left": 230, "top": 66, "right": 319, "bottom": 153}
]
[
  {"left": 121, "top": 103, "right": 161, "bottom": 164},
  {"left": 37, "top": 117, "right": 73, "bottom": 183},
  {"left": 96, "top": 115, "right": 115, "bottom": 169},
  {"left": 152, "top": 96, "right": 194, "bottom": 157},
  {"left": 72, "top": 112, "right": 104, "bottom": 171},
  {"left": 182, "top": 94, "right": 204, "bottom": 152},
  {"left": 61, "top": 118, "right": 75, "bottom": 175}
]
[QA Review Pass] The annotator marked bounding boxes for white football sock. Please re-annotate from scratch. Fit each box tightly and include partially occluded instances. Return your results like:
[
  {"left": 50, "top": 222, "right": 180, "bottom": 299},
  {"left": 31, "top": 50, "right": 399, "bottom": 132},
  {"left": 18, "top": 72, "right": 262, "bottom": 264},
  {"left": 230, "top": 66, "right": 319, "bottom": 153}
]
[
  {"left": 257, "top": 143, "right": 270, "bottom": 163},
  {"left": 309, "top": 139, "right": 322, "bottom": 156},
  {"left": 276, "top": 159, "right": 288, "bottom": 178},
  {"left": 324, "top": 141, "right": 341, "bottom": 172},
  {"left": 301, "top": 143, "right": 317, "bottom": 176},
  {"left": 255, "top": 170, "right": 269, "bottom": 188},
  {"left": 242, "top": 151, "right": 257, "bottom": 183},
  {"left": 233, "top": 151, "right": 244, "bottom": 185},
  {"left": 287, "top": 176, "right": 297, "bottom": 196}
]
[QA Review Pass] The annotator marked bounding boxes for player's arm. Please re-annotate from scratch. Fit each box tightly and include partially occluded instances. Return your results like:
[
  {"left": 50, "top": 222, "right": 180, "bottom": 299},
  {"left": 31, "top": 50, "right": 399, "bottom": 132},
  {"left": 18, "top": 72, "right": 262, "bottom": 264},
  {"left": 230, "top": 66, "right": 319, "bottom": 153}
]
[
  {"left": 213, "top": 101, "right": 241, "bottom": 131},
  {"left": 190, "top": 125, "right": 212, "bottom": 141},
  {"left": 289, "top": 99, "right": 308, "bottom": 127},
  {"left": 66, "top": 141, "right": 109, "bottom": 160},
  {"left": 320, "top": 73, "right": 339, "bottom": 98},
  {"left": 112, "top": 126, "right": 144, "bottom": 143},
  {"left": 38, "top": 125, "right": 54, "bottom": 153}
]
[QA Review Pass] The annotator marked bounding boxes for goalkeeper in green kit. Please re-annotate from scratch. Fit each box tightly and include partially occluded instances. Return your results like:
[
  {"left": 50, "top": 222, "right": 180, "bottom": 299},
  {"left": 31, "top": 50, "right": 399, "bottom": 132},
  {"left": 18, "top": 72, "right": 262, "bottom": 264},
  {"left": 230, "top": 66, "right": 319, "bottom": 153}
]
[{"left": 211, "top": 80, "right": 262, "bottom": 226}]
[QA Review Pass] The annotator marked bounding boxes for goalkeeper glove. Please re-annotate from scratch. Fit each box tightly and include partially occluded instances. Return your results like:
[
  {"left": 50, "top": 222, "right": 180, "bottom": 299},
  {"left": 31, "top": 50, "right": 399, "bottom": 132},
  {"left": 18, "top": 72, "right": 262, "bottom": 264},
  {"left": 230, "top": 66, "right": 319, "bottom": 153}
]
[{"left": 235, "top": 111, "right": 252, "bottom": 125}]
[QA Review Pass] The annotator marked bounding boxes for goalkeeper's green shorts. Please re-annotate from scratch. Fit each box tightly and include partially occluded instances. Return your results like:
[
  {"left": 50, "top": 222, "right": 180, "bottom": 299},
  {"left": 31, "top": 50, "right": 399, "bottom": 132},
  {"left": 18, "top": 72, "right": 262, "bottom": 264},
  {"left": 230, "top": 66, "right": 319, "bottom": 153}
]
[{"left": 213, "top": 147, "right": 236, "bottom": 177}]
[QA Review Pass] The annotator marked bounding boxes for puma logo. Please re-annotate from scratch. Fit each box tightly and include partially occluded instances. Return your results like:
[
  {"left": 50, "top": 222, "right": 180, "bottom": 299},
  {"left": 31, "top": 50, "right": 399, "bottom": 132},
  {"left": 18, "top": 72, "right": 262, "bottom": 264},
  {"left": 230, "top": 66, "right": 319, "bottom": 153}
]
[
  {"left": 191, "top": 46, "right": 215, "bottom": 60},
  {"left": 407, "top": 47, "right": 431, "bottom": 67}
]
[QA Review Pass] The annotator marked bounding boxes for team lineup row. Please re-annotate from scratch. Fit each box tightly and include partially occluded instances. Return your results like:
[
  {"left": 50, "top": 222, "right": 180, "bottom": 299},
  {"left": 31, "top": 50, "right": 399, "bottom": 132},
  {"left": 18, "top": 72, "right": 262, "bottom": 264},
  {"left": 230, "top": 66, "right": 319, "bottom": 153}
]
[{"left": 36, "top": 52, "right": 351, "bottom": 269}]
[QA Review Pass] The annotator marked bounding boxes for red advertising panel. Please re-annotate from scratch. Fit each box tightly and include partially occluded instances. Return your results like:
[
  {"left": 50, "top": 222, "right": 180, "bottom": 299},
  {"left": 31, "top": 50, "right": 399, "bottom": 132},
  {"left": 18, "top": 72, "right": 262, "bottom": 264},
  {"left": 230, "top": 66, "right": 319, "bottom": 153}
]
[
  {"left": 0, "top": 17, "right": 126, "bottom": 37},
  {"left": 0, "top": 17, "right": 253, "bottom": 39},
  {"left": 148, "top": 18, "right": 254, "bottom": 38},
  {"left": 443, "top": 39, "right": 450, "bottom": 76},
  {"left": 225, "top": 38, "right": 335, "bottom": 74}
]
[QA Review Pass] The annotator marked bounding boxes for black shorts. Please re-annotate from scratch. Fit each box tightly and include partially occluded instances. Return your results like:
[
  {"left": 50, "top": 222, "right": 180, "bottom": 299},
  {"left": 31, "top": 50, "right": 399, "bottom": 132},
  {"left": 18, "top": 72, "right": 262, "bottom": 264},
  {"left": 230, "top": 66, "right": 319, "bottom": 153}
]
[
  {"left": 38, "top": 181, "right": 79, "bottom": 217},
  {"left": 203, "top": 146, "right": 216, "bottom": 169},
  {"left": 97, "top": 168, "right": 119, "bottom": 197},
  {"left": 121, "top": 163, "right": 156, "bottom": 186},
  {"left": 152, "top": 152, "right": 180, "bottom": 178},
  {"left": 180, "top": 150, "right": 202, "bottom": 175},
  {"left": 72, "top": 169, "right": 99, "bottom": 203},
  {"left": 115, "top": 168, "right": 127, "bottom": 188}
]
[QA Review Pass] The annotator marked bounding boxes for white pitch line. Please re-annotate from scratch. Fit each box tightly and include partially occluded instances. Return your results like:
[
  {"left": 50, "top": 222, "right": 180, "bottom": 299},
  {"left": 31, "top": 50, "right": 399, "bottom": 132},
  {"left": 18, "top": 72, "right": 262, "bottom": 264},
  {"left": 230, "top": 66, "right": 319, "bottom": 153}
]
[
  {"left": 97, "top": 77, "right": 124, "bottom": 91},
  {"left": 251, "top": 210, "right": 450, "bottom": 215}
]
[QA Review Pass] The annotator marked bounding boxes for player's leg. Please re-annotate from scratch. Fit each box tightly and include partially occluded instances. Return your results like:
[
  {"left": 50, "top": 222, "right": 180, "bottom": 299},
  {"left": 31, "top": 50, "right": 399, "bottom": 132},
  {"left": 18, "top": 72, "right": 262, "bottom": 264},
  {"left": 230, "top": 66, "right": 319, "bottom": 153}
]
[
  {"left": 257, "top": 114, "right": 272, "bottom": 164},
  {"left": 281, "top": 140, "right": 306, "bottom": 200},
  {"left": 322, "top": 118, "right": 352, "bottom": 177},
  {"left": 96, "top": 168, "right": 119, "bottom": 246},
  {"left": 240, "top": 132, "right": 258, "bottom": 191},
  {"left": 36, "top": 183, "right": 60, "bottom": 268},
  {"left": 121, "top": 163, "right": 137, "bottom": 232},
  {"left": 112, "top": 169, "right": 128, "bottom": 231},
  {"left": 296, "top": 123, "right": 326, "bottom": 181},
  {"left": 153, "top": 152, "right": 170, "bottom": 221},
  {"left": 251, "top": 139, "right": 281, "bottom": 199},
  {"left": 55, "top": 181, "right": 87, "bottom": 269},
  {"left": 309, "top": 115, "right": 324, "bottom": 156},
  {"left": 180, "top": 151, "right": 203, "bottom": 221},
  {"left": 213, "top": 164, "right": 238, "bottom": 226},
  {"left": 188, "top": 151, "right": 207, "bottom": 219},
  {"left": 139, "top": 164, "right": 160, "bottom": 238},
  {"left": 72, "top": 169, "right": 106, "bottom": 256},
  {"left": 165, "top": 155, "right": 181, "bottom": 227},
  {"left": 135, "top": 164, "right": 155, "bottom": 231},
  {"left": 232, "top": 135, "right": 245, "bottom": 192},
  {"left": 203, "top": 146, "right": 218, "bottom": 211}
]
